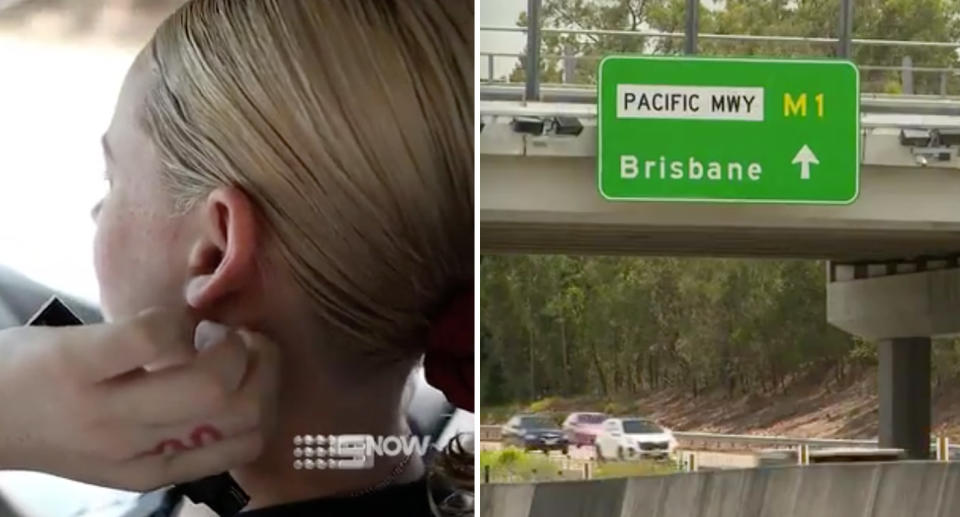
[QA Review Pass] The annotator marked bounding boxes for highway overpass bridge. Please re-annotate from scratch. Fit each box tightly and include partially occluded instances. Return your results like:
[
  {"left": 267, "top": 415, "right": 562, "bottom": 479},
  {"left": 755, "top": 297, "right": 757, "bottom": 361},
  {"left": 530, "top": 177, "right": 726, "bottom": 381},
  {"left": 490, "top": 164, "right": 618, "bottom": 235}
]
[
  {"left": 480, "top": 91, "right": 960, "bottom": 259},
  {"left": 479, "top": 89, "right": 960, "bottom": 459}
]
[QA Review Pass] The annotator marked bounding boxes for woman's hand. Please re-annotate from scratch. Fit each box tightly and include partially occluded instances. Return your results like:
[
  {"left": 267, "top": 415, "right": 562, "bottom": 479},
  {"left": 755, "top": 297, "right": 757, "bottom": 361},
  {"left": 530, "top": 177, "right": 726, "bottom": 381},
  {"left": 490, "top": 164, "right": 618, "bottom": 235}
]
[{"left": 0, "top": 308, "right": 279, "bottom": 491}]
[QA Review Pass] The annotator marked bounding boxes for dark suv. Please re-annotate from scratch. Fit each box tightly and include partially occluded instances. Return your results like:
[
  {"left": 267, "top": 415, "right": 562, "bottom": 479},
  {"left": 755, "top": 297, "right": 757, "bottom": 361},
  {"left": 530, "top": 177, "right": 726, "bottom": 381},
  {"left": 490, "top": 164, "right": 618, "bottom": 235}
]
[{"left": 501, "top": 414, "right": 569, "bottom": 454}]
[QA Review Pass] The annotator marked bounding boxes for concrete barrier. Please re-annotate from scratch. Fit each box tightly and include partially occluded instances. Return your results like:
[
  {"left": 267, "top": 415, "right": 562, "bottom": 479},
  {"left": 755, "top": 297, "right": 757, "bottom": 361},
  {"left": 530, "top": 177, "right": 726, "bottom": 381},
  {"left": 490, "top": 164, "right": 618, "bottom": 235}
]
[
  {"left": 528, "top": 478, "right": 627, "bottom": 517},
  {"left": 479, "top": 483, "right": 536, "bottom": 517},
  {"left": 480, "top": 462, "right": 960, "bottom": 517}
]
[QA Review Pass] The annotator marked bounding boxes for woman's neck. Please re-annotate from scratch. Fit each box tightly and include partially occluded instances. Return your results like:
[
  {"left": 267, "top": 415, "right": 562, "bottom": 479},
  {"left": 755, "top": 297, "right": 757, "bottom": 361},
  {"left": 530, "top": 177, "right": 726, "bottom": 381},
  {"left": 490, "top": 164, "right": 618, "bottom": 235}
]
[{"left": 229, "top": 338, "right": 423, "bottom": 510}]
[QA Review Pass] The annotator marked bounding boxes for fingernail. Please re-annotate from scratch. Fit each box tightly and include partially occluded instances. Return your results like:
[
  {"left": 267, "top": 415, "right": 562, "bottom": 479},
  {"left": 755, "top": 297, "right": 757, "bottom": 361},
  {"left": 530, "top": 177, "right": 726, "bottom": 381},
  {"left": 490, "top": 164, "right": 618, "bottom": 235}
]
[{"left": 195, "top": 320, "right": 231, "bottom": 351}]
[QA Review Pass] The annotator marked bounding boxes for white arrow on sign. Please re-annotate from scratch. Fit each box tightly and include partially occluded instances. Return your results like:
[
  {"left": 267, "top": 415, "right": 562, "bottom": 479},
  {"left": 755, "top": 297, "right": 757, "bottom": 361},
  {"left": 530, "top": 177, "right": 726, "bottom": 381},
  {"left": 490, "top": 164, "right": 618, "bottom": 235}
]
[{"left": 791, "top": 145, "right": 819, "bottom": 180}]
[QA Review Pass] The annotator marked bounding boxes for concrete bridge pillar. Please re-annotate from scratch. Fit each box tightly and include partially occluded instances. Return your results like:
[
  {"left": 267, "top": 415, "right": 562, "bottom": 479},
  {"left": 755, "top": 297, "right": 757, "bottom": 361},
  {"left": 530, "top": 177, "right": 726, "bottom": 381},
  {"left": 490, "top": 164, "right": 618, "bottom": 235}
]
[
  {"left": 877, "top": 337, "right": 930, "bottom": 458},
  {"left": 827, "top": 260, "right": 960, "bottom": 459}
]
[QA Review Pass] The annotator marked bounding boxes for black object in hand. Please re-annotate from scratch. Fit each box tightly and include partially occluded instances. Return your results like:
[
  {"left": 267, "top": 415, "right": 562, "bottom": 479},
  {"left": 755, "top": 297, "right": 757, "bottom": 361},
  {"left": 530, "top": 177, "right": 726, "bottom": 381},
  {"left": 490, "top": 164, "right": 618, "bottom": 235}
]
[
  {"left": 27, "top": 296, "right": 84, "bottom": 326},
  {"left": 173, "top": 472, "right": 251, "bottom": 516}
]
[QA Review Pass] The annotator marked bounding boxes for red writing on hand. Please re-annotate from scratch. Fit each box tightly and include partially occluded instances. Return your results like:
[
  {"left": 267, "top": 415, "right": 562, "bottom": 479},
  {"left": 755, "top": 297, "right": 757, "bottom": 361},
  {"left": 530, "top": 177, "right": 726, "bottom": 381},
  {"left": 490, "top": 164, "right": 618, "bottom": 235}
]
[{"left": 147, "top": 425, "right": 224, "bottom": 456}]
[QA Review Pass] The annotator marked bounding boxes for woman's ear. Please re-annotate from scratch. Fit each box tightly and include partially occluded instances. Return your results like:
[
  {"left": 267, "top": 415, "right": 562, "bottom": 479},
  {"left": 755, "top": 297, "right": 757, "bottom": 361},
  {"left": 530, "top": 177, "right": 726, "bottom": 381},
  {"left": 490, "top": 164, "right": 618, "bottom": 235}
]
[{"left": 184, "top": 187, "right": 259, "bottom": 311}]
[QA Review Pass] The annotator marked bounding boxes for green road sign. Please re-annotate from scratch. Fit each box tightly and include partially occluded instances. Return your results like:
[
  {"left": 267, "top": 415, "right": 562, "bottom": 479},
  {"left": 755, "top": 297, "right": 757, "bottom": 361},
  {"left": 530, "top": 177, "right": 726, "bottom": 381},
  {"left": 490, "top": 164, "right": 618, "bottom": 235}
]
[{"left": 597, "top": 56, "right": 860, "bottom": 204}]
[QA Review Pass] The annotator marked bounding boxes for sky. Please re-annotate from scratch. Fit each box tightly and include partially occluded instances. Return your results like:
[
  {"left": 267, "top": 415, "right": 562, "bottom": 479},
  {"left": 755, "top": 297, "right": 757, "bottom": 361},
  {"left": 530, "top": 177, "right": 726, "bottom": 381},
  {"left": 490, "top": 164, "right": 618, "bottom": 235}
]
[
  {"left": 479, "top": 0, "right": 731, "bottom": 81},
  {"left": 478, "top": 0, "right": 527, "bottom": 80}
]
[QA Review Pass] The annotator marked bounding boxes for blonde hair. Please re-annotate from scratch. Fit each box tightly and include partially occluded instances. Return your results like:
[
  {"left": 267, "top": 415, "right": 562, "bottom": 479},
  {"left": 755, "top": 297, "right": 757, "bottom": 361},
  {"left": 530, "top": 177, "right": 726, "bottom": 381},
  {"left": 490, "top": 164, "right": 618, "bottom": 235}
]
[{"left": 143, "top": 0, "right": 473, "bottom": 359}]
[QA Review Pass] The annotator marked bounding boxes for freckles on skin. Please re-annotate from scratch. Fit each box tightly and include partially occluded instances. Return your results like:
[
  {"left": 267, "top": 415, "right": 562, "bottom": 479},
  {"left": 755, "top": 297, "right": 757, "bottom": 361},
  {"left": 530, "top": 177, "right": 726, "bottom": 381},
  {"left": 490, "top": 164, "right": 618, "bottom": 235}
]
[
  {"left": 94, "top": 49, "right": 197, "bottom": 321},
  {"left": 93, "top": 192, "right": 189, "bottom": 320}
]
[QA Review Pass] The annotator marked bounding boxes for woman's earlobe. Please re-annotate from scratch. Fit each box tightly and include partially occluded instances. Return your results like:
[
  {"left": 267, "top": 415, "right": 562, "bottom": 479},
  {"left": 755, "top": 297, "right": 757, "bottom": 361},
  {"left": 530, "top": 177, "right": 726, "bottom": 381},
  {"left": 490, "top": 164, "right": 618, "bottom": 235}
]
[
  {"left": 185, "top": 274, "right": 214, "bottom": 308},
  {"left": 185, "top": 237, "right": 225, "bottom": 309},
  {"left": 184, "top": 187, "right": 259, "bottom": 311}
]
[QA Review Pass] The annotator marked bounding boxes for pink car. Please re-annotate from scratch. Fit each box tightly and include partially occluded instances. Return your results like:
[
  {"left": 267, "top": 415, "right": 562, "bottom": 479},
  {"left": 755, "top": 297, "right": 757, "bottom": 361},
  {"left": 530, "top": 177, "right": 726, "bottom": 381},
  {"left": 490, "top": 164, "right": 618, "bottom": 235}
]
[{"left": 562, "top": 412, "right": 608, "bottom": 447}]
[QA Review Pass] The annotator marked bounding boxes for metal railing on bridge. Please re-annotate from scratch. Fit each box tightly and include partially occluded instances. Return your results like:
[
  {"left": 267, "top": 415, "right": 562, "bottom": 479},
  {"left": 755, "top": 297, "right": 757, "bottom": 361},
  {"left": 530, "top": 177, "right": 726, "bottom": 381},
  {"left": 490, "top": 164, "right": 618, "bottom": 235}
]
[{"left": 480, "top": 0, "right": 960, "bottom": 99}]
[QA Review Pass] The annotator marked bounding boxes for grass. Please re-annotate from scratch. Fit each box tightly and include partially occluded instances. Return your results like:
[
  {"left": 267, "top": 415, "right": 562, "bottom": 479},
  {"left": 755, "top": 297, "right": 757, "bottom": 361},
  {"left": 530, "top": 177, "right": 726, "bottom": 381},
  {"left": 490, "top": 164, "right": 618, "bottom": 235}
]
[
  {"left": 479, "top": 446, "right": 680, "bottom": 483},
  {"left": 479, "top": 447, "right": 568, "bottom": 482},
  {"left": 594, "top": 459, "right": 679, "bottom": 479}
]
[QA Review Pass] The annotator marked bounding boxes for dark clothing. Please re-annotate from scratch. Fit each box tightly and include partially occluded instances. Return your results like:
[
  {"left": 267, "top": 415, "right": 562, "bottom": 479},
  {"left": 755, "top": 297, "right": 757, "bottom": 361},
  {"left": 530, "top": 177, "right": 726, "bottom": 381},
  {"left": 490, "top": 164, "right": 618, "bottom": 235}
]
[
  {"left": 124, "top": 477, "right": 444, "bottom": 517},
  {"left": 238, "top": 478, "right": 439, "bottom": 517}
]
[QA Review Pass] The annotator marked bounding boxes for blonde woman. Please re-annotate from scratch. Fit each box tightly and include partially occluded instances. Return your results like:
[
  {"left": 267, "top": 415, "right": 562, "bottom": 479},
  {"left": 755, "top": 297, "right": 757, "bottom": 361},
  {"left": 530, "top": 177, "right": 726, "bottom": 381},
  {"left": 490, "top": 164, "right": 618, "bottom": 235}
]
[{"left": 1, "top": 0, "right": 473, "bottom": 515}]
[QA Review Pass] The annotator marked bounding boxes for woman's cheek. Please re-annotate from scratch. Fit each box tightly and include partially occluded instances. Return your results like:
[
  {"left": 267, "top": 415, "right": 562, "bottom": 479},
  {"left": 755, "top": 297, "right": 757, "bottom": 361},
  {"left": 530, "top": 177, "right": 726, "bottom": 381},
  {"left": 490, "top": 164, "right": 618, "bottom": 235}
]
[{"left": 92, "top": 206, "right": 124, "bottom": 322}]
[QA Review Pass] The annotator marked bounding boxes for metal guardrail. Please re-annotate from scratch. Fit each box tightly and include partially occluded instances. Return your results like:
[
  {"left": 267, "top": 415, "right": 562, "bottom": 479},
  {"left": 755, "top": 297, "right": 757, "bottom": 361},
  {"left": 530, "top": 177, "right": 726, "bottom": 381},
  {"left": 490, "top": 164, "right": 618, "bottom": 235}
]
[
  {"left": 674, "top": 431, "right": 875, "bottom": 449},
  {"left": 480, "top": 50, "right": 959, "bottom": 86},
  {"left": 480, "top": 50, "right": 959, "bottom": 73},
  {"left": 479, "top": 0, "right": 960, "bottom": 97},
  {"left": 479, "top": 48, "right": 959, "bottom": 97},
  {"left": 480, "top": 425, "right": 501, "bottom": 441},
  {"left": 480, "top": 425, "right": 871, "bottom": 447},
  {"left": 479, "top": 50, "right": 959, "bottom": 83},
  {"left": 481, "top": 27, "right": 960, "bottom": 54},
  {"left": 481, "top": 25, "right": 960, "bottom": 50},
  {"left": 480, "top": 425, "right": 960, "bottom": 452}
]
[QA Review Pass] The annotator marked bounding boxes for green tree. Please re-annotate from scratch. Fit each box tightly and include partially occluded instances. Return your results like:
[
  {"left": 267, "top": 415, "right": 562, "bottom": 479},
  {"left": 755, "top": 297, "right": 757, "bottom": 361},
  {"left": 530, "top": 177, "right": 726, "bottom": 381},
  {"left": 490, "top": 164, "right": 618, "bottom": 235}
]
[{"left": 480, "top": 255, "right": 865, "bottom": 405}]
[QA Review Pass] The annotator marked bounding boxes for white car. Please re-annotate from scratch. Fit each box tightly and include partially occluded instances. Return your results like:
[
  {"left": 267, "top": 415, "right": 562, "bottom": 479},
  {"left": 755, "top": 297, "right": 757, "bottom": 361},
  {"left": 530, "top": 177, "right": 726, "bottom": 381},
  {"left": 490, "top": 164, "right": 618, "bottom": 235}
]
[{"left": 595, "top": 418, "right": 678, "bottom": 461}]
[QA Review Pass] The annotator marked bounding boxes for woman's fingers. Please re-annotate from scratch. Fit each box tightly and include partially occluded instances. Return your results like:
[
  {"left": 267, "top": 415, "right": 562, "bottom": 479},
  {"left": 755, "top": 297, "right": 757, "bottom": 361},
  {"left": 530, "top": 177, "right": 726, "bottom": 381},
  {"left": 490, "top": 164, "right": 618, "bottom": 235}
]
[
  {"left": 0, "top": 311, "right": 280, "bottom": 491},
  {"left": 113, "top": 331, "right": 280, "bottom": 491},
  {"left": 99, "top": 326, "right": 278, "bottom": 466},
  {"left": 62, "top": 307, "right": 199, "bottom": 383},
  {"left": 236, "top": 328, "right": 281, "bottom": 431},
  {"left": 100, "top": 324, "right": 249, "bottom": 425}
]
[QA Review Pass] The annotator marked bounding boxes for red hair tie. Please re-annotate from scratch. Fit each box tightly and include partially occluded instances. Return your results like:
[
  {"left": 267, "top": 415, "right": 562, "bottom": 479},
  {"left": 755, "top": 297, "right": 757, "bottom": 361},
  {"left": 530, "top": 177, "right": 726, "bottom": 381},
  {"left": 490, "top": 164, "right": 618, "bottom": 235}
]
[{"left": 425, "top": 290, "right": 474, "bottom": 412}]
